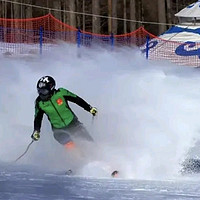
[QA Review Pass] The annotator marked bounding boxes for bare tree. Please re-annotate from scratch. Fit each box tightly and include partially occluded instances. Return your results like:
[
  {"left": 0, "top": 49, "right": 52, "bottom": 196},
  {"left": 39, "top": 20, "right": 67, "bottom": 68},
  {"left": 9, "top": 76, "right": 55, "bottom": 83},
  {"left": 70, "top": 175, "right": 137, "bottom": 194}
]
[
  {"left": 26, "top": 0, "right": 33, "bottom": 19},
  {"left": 176, "top": 0, "right": 179, "bottom": 12},
  {"left": 130, "top": 0, "right": 136, "bottom": 31},
  {"left": 158, "top": 0, "right": 166, "bottom": 34},
  {"left": 69, "top": 0, "right": 76, "bottom": 28},
  {"left": 14, "top": 0, "right": 20, "bottom": 19},
  {"left": 0, "top": 1, "right": 2, "bottom": 18},
  {"left": 76, "top": 0, "right": 81, "bottom": 28},
  {"left": 82, "top": 0, "right": 85, "bottom": 31},
  {"left": 137, "top": 0, "right": 144, "bottom": 23},
  {"left": 0, "top": 1, "right": 8, "bottom": 18},
  {"left": 92, "top": 0, "right": 100, "bottom": 33},
  {"left": 108, "top": 0, "right": 112, "bottom": 33},
  {"left": 63, "top": 0, "right": 70, "bottom": 25},
  {"left": 123, "top": 0, "right": 127, "bottom": 33},
  {"left": 112, "top": 0, "right": 117, "bottom": 34},
  {"left": 52, "top": 0, "right": 61, "bottom": 21},
  {"left": 138, "top": 0, "right": 145, "bottom": 21},
  {"left": 63, "top": 0, "right": 76, "bottom": 28},
  {"left": 166, "top": 0, "right": 172, "bottom": 25},
  {"left": 0, "top": 1, "right": 3, "bottom": 18},
  {"left": 26, "top": 0, "right": 33, "bottom": 32}
]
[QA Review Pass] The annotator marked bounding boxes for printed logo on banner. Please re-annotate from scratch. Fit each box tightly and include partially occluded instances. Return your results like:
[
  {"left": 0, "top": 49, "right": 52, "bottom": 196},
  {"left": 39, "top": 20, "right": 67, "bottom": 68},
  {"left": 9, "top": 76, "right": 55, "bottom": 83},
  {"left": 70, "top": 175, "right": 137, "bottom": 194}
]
[
  {"left": 141, "top": 40, "right": 158, "bottom": 53},
  {"left": 175, "top": 42, "right": 200, "bottom": 58},
  {"left": 187, "top": 3, "right": 195, "bottom": 8}
]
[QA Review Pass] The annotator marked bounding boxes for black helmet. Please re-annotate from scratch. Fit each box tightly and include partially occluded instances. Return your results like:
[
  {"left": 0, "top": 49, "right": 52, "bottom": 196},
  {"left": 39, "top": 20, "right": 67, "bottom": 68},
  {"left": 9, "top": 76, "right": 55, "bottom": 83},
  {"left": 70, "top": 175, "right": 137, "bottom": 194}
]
[{"left": 37, "top": 76, "right": 56, "bottom": 100}]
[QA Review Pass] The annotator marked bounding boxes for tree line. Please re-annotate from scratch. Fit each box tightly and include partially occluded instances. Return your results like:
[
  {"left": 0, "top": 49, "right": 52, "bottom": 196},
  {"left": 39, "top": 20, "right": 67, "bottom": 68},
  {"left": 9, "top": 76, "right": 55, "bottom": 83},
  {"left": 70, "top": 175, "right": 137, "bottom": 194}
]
[{"left": 0, "top": 0, "right": 195, "bottom": 35}]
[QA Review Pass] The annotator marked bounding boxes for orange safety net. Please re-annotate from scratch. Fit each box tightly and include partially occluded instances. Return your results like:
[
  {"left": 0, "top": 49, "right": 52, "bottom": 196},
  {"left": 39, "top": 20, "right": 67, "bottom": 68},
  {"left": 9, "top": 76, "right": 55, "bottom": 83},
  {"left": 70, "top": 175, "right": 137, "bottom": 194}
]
[
  {"left": 0, "top": 13, "right": 77, "bottom": 44},
  {"left": 115, "top": 27, "right": 149, "bottom": 46},
  {"left": 0, "top": 14, "right": 200, "bottom": 67},
  {"left": 77, "top": 26, "right": 149, "bottom": 49}
]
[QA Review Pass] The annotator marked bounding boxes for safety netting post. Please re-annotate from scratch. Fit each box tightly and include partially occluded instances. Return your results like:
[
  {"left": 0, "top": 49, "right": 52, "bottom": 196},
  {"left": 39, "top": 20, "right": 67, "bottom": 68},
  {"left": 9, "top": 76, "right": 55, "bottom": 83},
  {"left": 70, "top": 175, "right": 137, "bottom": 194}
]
[
  {"left": 39, "top": 27, "right": 43, "bottom": 55},
  {"left": 0, "top": 27, "right": 4, "bottom": 42},
  {"left": 77, "top": 27, "right": 81, "bottom": 48},
  {"left": 110, "top": 33, "right": 114, "bottom": 50},
  {"left": 145, "top": 34, "right": 150, "bottom": 59}
]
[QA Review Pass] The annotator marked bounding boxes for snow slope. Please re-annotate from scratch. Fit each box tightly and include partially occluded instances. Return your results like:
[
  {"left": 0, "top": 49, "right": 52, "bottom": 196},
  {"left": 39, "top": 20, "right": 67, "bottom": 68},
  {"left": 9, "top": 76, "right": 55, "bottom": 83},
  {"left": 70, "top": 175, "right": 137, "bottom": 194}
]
[{"left": 0, "top": 43, "right": 200, "bottom": 181}]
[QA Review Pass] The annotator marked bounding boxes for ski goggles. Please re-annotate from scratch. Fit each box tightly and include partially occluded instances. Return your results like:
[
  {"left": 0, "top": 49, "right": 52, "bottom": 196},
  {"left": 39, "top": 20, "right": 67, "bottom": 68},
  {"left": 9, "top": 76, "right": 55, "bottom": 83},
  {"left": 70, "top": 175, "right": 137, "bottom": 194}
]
[{"left": 37, "top": 88, "right": 50, "bottom": 95}]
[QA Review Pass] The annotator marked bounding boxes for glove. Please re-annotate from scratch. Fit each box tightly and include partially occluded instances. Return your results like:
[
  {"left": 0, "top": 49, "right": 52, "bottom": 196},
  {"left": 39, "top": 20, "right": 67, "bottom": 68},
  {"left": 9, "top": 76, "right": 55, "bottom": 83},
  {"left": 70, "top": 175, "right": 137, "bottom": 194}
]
[
  {"left": 31, "top": 130, "right": 40, "bottom": 141},
  {"left": 90, "top": 107, "right": 97, "bottom": 116}
]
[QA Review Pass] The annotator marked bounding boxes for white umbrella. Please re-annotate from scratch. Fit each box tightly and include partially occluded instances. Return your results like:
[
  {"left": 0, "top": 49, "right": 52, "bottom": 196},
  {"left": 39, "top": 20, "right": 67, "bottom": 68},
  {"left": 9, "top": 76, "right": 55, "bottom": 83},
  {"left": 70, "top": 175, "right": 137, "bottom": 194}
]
[{"left": 175, "top": 0, "right": 200, "bottom": 18}]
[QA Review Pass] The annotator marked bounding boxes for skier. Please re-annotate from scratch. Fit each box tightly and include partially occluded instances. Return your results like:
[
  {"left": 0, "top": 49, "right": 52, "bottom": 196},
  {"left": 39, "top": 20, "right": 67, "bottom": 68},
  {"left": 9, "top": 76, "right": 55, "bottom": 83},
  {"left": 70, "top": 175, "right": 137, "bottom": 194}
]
[{"left": 31, "top": 76, "right": 97, "bottom": 149}]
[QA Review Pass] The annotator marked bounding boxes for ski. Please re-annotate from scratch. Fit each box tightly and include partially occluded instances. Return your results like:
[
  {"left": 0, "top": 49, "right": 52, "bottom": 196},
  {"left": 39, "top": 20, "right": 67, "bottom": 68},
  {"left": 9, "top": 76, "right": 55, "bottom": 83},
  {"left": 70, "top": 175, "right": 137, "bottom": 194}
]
[
  {"left": 65, "top": 169, "right": 73, "bottom": 176},
  {"left": 111, "top": 170, "right": 119, "bottom": 177},
  {"left": 64, "top": 169, "right": 119, "bottom": 178}
]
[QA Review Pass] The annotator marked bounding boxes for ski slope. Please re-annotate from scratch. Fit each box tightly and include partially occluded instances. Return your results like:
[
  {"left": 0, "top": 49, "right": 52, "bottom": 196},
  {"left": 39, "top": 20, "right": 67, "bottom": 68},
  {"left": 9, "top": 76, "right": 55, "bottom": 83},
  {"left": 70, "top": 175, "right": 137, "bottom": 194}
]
[
  {"left": 1, "top": 162, "right": 200, "bottom": 200},
  {"left": 1, "top": 43, "right": 200, "bottom": 199}
]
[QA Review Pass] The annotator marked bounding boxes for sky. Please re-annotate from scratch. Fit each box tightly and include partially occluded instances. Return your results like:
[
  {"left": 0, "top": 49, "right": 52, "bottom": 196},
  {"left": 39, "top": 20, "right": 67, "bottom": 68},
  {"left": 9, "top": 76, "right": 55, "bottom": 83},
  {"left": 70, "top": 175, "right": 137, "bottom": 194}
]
[{"left": 1, "top": 44, "right": 200, "bottom": 180}]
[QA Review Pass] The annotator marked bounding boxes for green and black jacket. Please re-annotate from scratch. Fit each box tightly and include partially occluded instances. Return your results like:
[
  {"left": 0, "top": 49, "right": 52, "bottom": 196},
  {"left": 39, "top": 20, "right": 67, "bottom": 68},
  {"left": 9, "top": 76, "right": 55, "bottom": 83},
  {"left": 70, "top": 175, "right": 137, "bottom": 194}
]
[{"left": 34, "top": 88, "right": 91, "bottom": 131}]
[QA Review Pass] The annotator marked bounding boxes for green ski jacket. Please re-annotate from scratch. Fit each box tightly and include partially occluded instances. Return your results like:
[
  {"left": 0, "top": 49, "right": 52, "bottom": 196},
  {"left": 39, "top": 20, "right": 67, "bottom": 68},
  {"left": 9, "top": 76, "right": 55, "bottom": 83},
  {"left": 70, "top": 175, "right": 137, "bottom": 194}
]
[{"left": 34, "top": 88, "right": 91, "bottom": 131}]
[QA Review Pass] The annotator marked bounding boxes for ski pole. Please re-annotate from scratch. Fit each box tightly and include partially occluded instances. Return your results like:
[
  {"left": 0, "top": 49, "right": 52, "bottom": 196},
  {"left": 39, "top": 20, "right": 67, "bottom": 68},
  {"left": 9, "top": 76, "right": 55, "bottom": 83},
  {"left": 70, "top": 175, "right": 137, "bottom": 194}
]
[
  {"left": 15, "top": 140, "right": 34, "bottom": 162},
  {"left": 92, "top": 115, "right": 94, "bottom": 124}
]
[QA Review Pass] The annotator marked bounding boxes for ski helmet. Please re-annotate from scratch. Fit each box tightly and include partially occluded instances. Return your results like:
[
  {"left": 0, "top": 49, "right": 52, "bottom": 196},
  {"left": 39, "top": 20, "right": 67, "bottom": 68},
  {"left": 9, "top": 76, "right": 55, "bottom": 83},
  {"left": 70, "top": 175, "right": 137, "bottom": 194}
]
[{"left": 37, "top": 76, "right": 56, "bottom": 100}]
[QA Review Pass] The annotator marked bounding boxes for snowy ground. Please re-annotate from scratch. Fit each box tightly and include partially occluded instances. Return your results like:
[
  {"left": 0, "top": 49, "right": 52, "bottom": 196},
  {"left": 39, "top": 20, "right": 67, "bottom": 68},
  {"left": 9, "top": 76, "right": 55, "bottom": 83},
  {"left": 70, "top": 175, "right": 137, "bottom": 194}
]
[
  {"left": 1, "top": 164, "right": 200, "bottom": 200},
  {"left": 1, "top": 43, "right": 200, "bottom": 199}
]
